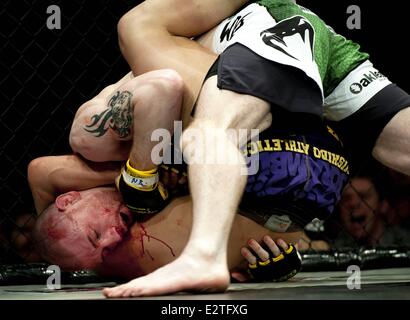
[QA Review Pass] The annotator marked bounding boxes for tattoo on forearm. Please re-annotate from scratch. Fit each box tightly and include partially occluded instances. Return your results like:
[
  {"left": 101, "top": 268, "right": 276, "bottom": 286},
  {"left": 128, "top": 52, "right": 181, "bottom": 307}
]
[{"left": 83, "top": 90, "right": 134, "bottom": 138}]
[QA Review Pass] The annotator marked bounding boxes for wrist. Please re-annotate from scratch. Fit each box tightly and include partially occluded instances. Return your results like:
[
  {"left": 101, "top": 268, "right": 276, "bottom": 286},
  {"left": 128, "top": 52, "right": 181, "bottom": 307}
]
[{"left": 122, "top": 160, "right": 159, "bottom": 191}]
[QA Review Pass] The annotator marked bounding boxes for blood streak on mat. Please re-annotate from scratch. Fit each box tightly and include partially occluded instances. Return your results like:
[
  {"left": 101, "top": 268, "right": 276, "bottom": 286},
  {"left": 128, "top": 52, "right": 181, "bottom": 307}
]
[{"left": 138, "top": 224, "right": 176, "bottom": 260}]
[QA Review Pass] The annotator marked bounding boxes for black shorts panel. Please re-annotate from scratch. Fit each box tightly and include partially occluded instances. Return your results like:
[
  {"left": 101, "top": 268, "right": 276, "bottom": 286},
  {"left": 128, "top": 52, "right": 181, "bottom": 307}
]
[
  {"left": 328, "top": 84, "right": 410, "bottom": 174},
  {"left": 200, "top": 43, "right": 323, "bottom": 117}
]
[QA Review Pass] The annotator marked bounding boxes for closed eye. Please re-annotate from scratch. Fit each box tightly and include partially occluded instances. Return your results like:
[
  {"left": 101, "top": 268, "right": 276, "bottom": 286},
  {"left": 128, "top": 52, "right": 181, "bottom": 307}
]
[
  {"left": 87, "top": 229, "right": 100, "bottom": 249},
  {"left": 94, "top": 229, "right": 101, "bottom": 240},
  {"left": 88, "top": 235, "right": 98, "bottom": 249},
  {"left": 120, "top": 211, "right": 131, "bottom": 226}
]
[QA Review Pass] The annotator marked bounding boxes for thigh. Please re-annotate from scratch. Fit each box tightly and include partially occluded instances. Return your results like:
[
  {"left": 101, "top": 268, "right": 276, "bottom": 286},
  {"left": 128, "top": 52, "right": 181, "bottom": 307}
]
[
  {"left": 215, "top": 43, "right": 323, "bottom": 117},
  {"left": 130, "top": 0, "right": 248, "bottom": 37},
  {"left": 119, "top": 0, "right": 248, "bottom": 125},
  {"left": 328, "top": 83, "right": 410, "bottom": 175},
  {"left": 191, "top": 40, "right": 324, "bottom": 132},
  {"left": 193, "top": 75, "right": 271, "bottom": 132},
  {"left": 373, "top": 106, "right": 410, "bottom": 175}
]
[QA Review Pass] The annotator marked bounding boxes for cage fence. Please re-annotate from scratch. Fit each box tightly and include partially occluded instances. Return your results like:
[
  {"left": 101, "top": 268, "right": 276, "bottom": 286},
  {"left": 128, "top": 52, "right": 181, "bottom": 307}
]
[{"left": 1, "top": 0, "right": 134, "bottom": 266}]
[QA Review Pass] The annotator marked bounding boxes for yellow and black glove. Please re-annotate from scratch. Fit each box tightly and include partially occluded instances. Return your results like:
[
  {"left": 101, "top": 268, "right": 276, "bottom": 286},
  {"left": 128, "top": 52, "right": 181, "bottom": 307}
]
[
  {"left": 116, "top": 160, "right": 169, "bottom": 215},
  {"left": 247, "top": 244, "right": 302, "bottom": 282}
]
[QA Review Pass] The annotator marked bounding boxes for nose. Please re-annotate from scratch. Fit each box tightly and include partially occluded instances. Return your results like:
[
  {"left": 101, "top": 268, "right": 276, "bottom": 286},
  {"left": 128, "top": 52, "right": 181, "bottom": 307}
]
[
  {"left": 346, "top": 195, "right": 363, "bottom": 211},
  {"left": 100, "top": 226, "right": 122, "bottom": 248}
]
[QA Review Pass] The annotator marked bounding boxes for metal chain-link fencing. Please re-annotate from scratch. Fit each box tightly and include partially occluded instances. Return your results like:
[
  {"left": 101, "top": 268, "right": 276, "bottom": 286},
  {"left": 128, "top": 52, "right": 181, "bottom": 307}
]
[
  {"left": 1, "top": 0, "right": 134, "bottom": 265},
  {"left": 0, "top": 0, "right": 409, "bottom": 278},
  {"left": 301, "top": 160, "right": 410, "bottom": 271}
]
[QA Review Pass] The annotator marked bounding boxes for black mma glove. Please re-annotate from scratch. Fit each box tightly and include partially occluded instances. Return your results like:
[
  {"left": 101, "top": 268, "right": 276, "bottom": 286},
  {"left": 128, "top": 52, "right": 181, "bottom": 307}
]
[
  {"left": 247, "top": 244, "right": 302, "bottom": 282},
  {"left": 116, "top": 160, "right": 169, "bottom": 215}
]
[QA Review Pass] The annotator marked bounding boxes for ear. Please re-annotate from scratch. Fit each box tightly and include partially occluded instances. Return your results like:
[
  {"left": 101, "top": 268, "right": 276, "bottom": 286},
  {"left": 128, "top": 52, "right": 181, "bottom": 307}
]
[{"left": 55, "top": 191, "right": 81, "bottom": 211}]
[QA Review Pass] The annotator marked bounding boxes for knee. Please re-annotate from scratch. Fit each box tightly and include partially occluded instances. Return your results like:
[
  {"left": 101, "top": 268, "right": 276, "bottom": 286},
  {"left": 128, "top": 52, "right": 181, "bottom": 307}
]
[
  {"left": 117, "top": 4, "right": 157, "bottom": 48},
  {"left": 139, "top": 69, "right": 184, "bottom": 108},
  {"left": 127, "top": 70, "right": 184, "bottom": 127},
  {"left": 153, "top": 69, "right": 185, "bottom": 95}
]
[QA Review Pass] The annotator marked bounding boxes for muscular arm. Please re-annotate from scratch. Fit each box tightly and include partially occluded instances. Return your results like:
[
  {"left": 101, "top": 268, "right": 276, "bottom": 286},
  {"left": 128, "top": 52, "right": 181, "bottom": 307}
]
[
  {"left": 70, "top": 69, "right": 183, "bottom": 163},
  {"left": 28, "top": 155, "right": 120, "bottom": 214},
  {"left": 69, "top": 72, "right": 134, "bottom": 162},
  {"left": 117, "top": 0, "right": 249, "bottom": 122}
]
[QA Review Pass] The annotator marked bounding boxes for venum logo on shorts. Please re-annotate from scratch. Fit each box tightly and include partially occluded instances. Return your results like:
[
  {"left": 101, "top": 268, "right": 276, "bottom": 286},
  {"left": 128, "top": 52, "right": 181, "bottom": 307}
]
[
  {"left": 350, "top": 70, "right": 386, "bottom": 94},
  {"left": 220, "top": 12, "right": 251, "bottom": 42},
  {"left": 260, "top": 16, "right": 314, "bottom": 60}
]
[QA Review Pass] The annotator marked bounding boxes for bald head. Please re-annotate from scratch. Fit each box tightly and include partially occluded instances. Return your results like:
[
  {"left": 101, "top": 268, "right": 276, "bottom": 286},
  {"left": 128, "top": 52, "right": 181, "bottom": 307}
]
[{"left": 32, "top": 187, "right": 132, "bottom": 270}]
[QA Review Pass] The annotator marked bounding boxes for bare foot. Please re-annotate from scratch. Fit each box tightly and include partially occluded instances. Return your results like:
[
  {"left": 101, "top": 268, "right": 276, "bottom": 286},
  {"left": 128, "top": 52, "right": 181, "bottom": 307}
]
[{"left": 102, "top": 254, "right": 230, "bottom": 297}]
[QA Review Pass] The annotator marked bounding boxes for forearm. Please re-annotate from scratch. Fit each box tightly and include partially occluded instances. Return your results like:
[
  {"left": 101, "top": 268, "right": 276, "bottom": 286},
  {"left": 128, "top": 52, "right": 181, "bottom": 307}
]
[
  {"left": 28, "top": 155, "right": 120, "bottom": 214},
  {"left": 48, "top": 155, "right": 120, "bottom": 191}
]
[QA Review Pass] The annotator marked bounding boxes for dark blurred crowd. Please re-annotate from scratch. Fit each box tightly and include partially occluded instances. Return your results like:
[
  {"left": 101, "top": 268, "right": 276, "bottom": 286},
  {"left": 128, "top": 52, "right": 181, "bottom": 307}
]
[{"left": 301, "top": 164, "right": 410, "bottom": 251}]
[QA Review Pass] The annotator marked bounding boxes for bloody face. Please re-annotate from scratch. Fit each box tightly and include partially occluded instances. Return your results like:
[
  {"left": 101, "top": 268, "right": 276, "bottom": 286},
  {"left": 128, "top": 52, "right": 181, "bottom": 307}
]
[{"left": 39, "top": 187, "right": 133, "bottom": 269}]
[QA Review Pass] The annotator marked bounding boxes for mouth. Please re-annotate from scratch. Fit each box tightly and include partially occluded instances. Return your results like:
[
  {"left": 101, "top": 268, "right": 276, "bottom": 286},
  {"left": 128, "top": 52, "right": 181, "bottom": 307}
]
[{"left": 350, "top": 215, "right": 367, "bottom": 224}]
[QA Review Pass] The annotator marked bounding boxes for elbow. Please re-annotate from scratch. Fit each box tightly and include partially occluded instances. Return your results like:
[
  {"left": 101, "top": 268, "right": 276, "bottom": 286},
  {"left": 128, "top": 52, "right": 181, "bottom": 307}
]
[
  {"left": 27, "top": 157, "right": 48, "bottom": 189},
  {"left": 27, "top": 158, "right": 39, "bottom": 186},
  {"left": 155, "top": 69, "right": 185, "bottom": 95}
]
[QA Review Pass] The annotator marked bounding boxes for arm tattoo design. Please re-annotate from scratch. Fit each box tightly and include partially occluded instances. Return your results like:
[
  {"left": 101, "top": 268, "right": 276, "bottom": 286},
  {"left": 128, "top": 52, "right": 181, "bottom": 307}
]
[{"left": 83, "top": 90, "right": 134, "bottom": 138}]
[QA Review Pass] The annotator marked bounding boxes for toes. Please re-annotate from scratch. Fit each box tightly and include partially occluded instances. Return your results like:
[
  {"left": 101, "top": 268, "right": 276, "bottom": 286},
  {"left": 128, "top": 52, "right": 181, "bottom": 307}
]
[{"left": 104, "top": 285, "right": 127, "bottom": 298}]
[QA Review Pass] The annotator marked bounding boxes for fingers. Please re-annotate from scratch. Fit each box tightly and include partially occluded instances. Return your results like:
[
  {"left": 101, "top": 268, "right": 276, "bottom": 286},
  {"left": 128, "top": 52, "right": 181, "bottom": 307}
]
[
  {"left": 274, "top": 238, "right": 289, "bottom": 252},
  {"left": 178, "top": 175, "right": 187, "bottom": 185},
  {"left": 159, "top": 165, "right": 187, "bottom": 192},
  {"left": 162, "top": 171, "right": 170, "bottom": 186},
  {"left": 241, "top": 247, "right": 258, "bottom": 265},
  {"left": 247, "top": 239, "right": 270, "bottom": 262},
  {"left": 169, "top": 169, "right": 179, "bottom": 188},
  {"left": 241, "top": 236, "right": 292, "bottom": 264},
  {"left": 296, "top": 237, "right": 310, "bottom": 252},
  {"left": 262, "top": 235, "right": 281, "bottom": 257},
  {"left": 114, "top": 174, "right": 121, "bottom": 190}
]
